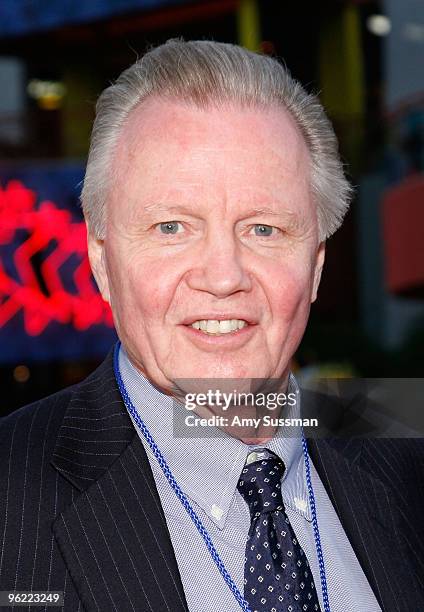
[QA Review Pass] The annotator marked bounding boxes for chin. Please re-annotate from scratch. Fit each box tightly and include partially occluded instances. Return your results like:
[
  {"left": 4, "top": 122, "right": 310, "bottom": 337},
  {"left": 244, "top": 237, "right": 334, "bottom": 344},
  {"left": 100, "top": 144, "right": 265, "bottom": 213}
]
[{"left": 182, "top": 363, "right": 262, "bottom": 380}]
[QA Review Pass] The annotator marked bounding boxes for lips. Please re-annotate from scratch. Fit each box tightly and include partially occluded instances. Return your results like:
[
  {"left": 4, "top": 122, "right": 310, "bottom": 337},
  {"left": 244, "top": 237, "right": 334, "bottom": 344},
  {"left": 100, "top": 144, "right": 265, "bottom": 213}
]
[{"left": 180, "top": 317, "right": 256, "bottom": 348}]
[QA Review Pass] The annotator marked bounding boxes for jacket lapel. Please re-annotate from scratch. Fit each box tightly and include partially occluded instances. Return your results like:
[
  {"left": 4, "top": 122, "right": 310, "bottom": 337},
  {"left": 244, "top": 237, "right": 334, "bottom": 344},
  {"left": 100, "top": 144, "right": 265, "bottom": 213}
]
[
  {"left": 308, "top": 438, "right": 424, "bottom": 612},
  {"left": 50, "top": 351, "right": 188, "bottom": 612}
]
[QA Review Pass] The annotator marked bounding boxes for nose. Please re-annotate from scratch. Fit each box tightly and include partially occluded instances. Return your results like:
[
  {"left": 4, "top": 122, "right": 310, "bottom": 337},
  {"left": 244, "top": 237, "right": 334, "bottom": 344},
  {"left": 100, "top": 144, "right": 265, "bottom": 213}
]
[{"left": 185, "top": 228, "right": 252, "bottom": 298}]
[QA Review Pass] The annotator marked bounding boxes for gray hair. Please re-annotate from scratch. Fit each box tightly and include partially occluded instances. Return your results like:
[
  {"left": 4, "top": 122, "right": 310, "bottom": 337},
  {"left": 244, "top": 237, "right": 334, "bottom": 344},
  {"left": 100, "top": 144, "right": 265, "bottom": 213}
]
[{"left": 81, "top": 38, "right": 353, "bottom": 241}]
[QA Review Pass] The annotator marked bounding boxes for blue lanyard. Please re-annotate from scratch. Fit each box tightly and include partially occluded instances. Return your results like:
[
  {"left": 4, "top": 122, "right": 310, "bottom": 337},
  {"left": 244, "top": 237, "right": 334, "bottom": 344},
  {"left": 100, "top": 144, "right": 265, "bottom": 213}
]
[{"left": 113, "top": 341, "right": 330, "bottom": 612}]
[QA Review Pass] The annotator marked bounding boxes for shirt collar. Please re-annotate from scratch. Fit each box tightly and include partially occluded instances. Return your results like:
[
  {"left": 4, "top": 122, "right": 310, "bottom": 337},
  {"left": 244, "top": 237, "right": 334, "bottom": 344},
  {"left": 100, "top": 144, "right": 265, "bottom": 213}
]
[{"left": 119, "top": 346, "right": 311, "bottom": 529}]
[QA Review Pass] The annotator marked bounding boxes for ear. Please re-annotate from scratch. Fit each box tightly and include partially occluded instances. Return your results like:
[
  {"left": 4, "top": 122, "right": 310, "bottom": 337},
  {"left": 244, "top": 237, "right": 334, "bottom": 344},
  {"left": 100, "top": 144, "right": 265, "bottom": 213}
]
[
  {"left": 311, "top": 241, "right": 326, "bottom": 303},
  {"left": 87, "top": 229, "right": 111, "bottom": 304}
]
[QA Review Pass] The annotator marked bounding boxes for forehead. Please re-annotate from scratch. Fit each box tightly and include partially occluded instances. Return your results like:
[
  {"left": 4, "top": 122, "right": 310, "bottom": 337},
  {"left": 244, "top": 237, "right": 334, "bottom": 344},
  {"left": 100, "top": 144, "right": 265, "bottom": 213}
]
[{"left": 109, "top": 96, "right": 312, "bottom": 211}]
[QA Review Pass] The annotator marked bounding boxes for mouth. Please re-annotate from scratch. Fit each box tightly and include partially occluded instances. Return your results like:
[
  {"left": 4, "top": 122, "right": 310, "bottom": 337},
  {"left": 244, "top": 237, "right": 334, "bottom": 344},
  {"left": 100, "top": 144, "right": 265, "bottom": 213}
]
[
  {"left": 179, "top": 316, "right": 257, "bottom": 350},
  {"left": 188, "top": 318, "right": 249, "bottom": 335},
  {"left": 183, "top": 313, "right": 256, "bottom": 336}
]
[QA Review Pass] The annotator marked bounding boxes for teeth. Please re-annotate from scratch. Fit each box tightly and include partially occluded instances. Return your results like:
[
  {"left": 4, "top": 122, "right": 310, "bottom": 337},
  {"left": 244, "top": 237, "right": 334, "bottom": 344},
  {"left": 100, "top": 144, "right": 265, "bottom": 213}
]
[
  {"left": 206, "top": 320, "right": 220, "bottom": 334},
  {"left": 218, "top": 320, "right": 232, "bottom": 333},
  {"left": 190, "top": 319, "right": 248, "bottom": 334}
]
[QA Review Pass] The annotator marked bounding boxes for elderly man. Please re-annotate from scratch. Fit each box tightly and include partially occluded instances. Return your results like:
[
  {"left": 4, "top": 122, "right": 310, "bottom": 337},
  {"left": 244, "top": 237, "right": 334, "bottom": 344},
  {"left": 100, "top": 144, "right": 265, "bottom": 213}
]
[{"left": 1, "top": 40, "right": 423, "bottom": 612}]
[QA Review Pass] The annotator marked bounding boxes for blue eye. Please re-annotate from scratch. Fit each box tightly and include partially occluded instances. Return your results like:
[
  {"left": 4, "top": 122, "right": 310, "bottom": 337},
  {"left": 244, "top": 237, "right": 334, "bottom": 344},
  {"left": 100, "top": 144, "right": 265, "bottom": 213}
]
[
  {"left": 254, "top": 224, "right": 274, "bottom": 236},
  {"left": 159, "top": 221, "right": 181, "bottom": 234}
]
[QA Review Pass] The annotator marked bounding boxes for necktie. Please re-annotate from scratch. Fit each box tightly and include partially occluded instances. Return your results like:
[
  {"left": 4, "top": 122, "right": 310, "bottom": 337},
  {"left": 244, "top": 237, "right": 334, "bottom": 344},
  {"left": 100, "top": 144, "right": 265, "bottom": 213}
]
[{"left": 237, "top": 455, "right": 322, "bottom": 612}]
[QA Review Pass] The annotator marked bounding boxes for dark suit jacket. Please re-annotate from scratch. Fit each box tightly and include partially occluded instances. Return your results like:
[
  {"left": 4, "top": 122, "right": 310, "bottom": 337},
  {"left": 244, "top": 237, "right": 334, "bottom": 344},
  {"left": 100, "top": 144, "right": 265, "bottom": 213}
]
[{"left": 1, "top": 350, "right": 424, "bottom": 611}]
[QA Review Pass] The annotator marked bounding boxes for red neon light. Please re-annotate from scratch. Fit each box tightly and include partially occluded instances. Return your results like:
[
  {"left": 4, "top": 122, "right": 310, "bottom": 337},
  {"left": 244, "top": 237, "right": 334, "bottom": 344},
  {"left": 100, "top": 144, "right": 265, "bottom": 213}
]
[{"left": 0, "top": 180, "right": 113, "bottom": 336}]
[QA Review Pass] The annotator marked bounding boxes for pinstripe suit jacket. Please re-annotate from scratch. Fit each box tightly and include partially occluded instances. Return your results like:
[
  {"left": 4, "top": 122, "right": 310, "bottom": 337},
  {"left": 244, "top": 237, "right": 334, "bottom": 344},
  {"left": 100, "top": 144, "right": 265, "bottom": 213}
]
[{"left": 1, "top": 351, "right": 424, "bottom": 612}]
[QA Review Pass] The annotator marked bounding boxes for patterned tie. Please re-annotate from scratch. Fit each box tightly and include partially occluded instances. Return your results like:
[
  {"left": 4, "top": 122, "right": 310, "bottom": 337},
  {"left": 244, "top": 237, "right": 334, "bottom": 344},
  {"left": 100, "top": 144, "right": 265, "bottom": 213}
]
[{"left": 237, "top": 455, "right": 322, "bottom": 612}]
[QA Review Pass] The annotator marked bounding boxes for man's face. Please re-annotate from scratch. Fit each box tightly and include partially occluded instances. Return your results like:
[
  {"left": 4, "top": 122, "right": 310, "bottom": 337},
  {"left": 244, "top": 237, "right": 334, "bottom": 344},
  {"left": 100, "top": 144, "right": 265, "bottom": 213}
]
[{"left": 89, "top": 98, "right": 325, "bottom": 392}]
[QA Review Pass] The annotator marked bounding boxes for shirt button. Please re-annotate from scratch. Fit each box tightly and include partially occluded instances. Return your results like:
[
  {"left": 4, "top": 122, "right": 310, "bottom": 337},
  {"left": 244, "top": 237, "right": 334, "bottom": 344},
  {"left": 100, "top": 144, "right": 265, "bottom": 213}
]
[
  {"left": 246, "top": 452, "right": 259, "bottom": 464},
  {"left": 211, "top": 504, "right": 223, "bottom": 520},
  {"left": 294, "top": 497, "right": 307, "bottom": 512}
]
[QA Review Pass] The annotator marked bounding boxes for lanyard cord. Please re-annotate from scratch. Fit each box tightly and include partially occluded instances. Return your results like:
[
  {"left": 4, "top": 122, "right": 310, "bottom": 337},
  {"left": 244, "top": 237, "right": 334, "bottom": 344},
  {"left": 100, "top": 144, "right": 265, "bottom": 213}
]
[{"left": 113, "top": 341, "right": 330, "bottom": 612}]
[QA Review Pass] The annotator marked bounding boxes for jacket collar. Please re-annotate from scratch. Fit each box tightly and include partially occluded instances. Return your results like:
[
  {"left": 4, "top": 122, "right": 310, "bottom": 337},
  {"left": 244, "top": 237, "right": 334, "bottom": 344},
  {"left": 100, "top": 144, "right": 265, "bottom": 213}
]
[{"left": 51, "top": 348, "right": 135, "bottom": 492}]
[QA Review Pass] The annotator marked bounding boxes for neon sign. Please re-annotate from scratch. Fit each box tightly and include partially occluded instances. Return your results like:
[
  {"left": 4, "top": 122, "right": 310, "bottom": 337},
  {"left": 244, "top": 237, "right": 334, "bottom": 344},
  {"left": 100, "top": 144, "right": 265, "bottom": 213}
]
[{"left": 0, "top": 179, "right": 113, "bottom": 336}]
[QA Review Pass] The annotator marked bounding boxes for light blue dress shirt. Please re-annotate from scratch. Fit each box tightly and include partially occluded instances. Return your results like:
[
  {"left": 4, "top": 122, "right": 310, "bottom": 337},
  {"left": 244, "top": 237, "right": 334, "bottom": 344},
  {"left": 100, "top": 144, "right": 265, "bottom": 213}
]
[{"left": 119, "top": 346, "right": 381, "bottom": 612}]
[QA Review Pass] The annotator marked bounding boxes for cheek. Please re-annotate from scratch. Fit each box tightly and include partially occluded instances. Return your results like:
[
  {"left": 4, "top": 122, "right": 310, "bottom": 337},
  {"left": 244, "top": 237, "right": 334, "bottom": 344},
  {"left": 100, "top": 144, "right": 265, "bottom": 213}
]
[
  {"left": 265, "top": 269, "right": 313, "bottom": 364},
  {"left": 267, "top": 262, "right": 314, "bottom": 322},
  {"left": 109, "top": 253, "right": 181, "bottom": 324}
]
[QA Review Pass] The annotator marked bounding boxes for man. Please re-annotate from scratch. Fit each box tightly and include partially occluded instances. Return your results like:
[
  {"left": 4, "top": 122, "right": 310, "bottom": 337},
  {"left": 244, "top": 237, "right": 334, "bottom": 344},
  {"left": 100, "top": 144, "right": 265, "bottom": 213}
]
[{"left": 1, "top": 39, "right": 423, "bottom": 612}]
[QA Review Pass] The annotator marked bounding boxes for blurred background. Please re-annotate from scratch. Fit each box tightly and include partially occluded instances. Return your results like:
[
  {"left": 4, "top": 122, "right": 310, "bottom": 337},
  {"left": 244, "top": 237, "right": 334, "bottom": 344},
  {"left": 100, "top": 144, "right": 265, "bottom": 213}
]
[{"left": 1, "top": 0, "right": 423, "bottom": 416}]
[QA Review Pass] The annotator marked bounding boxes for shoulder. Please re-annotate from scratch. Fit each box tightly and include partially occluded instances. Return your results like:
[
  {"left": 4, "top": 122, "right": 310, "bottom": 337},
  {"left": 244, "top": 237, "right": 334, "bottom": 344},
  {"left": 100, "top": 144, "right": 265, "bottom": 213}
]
[
  {"left": 360, "top": 438, "right": 424, "bottom": 477},
  {"left": 0, "top": 386, "right": 74, "bottom": 451},
  {"left": 0, "top": 349, "right": 115, "bottom": 469},
  {"left": 357, "top": 439, "right": 424, "bottom": 520},
  {"left": 0, "top": 386, "right": 79, "bottom": 551}
]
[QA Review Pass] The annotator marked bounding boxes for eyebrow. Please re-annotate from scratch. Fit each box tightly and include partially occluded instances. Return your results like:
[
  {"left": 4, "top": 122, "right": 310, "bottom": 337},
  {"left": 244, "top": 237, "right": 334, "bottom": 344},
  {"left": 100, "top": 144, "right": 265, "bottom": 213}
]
[
  {"left": 241, "top": 206, "right": 297, "bottom": 219},
  {"left": 142, "top": 202, "right": 196, "bottom": 216}
]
